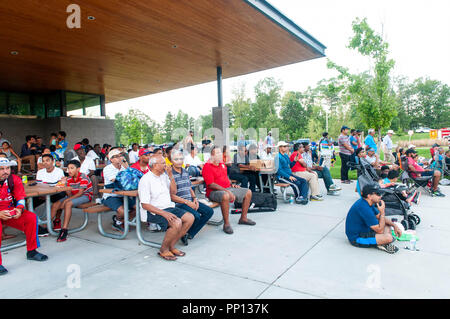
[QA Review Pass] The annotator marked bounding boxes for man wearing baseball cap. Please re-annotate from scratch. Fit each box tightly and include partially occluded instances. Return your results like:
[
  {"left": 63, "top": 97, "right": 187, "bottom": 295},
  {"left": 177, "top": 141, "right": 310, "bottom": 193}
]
[
  {"left": 338, "top": 126, "right": 354, "bottom": 184},
  {"left": 131, "top": 148, "right": 151, "bottom": 174},
  {"left": 0, "top": 158, "right": 48, "bottom": 275},
  {"left": 345, "top": 183, "right": 401, "bottom": 254},
  {"left": 382, "top": 130, "right": 395, "bottom": 163}
]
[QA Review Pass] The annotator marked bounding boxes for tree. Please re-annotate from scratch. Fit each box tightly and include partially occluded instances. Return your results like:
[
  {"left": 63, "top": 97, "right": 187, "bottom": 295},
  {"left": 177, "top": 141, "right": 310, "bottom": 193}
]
[
  {"left": 163, "top": 112, "right": 174, "bottom": 141},
  {"left": 227, "top": 84, "right": 252, "bottom": 129},
  {"left": 328, "top": 18, "right": 398, "bottom": 152},
  {"left": 248, "top": 77, "right": 282, "bottom": 130},
  {"left": 279, "top": 91, "right": 310, "bottom": 139},
  {"left": 114, "top": 109, "right": 158, "bottom": 146}
]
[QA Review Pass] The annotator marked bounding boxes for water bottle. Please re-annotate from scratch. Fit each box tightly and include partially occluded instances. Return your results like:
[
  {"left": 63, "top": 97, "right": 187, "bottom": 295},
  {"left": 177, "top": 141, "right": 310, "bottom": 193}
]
[
  {"left": 409, "top": 237, "right": 417, "bottom": 251},
  {"left": 289, "top": 195, "right": 294, "bottom": 205}
]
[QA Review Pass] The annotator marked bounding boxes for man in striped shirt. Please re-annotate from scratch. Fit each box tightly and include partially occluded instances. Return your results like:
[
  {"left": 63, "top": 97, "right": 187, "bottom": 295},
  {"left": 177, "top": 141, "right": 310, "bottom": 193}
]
[
  {"left": 170, "top": 150, "right": 213, "bottom": 245},
  {"left": 50, "top": 160, "right": 93, "bottom": 242}
]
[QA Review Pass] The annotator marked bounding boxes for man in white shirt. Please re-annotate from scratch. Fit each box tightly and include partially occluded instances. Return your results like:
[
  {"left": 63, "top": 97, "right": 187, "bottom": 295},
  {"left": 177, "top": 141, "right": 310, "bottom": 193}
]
[
  {"left": 34, "top": 154, "right": 67, "bottom": 236},
  {"left": 128, "top": 143, "right": 140, "bottom": 164},
  {"left": 184, "top": 146, "right": 203, "bottom": 177},
  {"left": 138, "top": 155, "right": 194, "bottom": 261},
  {"left": 260, "top": 145, "right": 274, "bottom": 161},
  {"left": 102, "top": 149, "right": 134, "bottom": 232},
  {"left": 86, "top": 144, "right": 101, "bottom": 161},
  {"left": 72, "top": 143, "right": 99, "bottom": 199},
  {"left": 382, "top": 130, "right": 395, "bottom": 163}
]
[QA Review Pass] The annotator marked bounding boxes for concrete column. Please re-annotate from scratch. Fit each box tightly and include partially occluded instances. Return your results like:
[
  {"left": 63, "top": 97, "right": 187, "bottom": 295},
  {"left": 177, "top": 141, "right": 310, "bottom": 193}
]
[{"left": 212, "top": 106, "right": 229, "bottom": 148}]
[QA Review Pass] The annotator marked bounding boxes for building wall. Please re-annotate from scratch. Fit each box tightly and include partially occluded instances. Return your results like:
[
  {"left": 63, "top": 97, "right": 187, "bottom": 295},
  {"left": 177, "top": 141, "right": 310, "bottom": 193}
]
[{"left": 0, "top": 116, "right": 115, "bottom": 154}]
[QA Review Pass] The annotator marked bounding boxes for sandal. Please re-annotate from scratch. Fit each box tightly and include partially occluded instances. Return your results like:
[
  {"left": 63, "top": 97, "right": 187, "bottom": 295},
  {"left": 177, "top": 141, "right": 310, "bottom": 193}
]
[
  {"left": 158, "top": 251, "right": 177, "bottom": 261},
  {"left": 170, "top": 248, "right": 186, "bottom": 257}
]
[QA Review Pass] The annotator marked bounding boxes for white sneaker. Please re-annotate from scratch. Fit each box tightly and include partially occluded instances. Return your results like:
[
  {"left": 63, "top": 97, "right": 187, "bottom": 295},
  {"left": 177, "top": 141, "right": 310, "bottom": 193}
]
[
  {"left": 249, "top": 203, "right": 256, "bottom": 209},
  {"left": 147, "top": 223, "right": 162, "bottom": 232},
  {"left": 95, "top": 198, "right": 102, "bottom": 204}
]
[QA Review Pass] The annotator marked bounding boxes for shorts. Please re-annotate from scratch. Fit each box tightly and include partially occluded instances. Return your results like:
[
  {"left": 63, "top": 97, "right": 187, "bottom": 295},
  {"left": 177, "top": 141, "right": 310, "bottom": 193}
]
[
  {"left": 102, "top": 196, "right": 136, "bottom": 212},
  {"left": 208, "top": 187, "right": 249, "bottom": 203},
  {"left": 420, "top": 170, "right": 434, "bottom": 177},
  {"left": 147, "top": 207, "right": 188, "bottom": 232},
  {"left": 350, "top": 230, "right": 377, "bottom": 248},
  {"left": 59, "top": 194, "right": 91, "bottom": 207}
]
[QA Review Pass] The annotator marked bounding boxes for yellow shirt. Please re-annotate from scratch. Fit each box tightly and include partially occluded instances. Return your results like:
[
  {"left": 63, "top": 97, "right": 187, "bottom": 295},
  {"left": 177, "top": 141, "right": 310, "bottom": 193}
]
[{"left": 165, "top": 157, "right": 185, "bottom": 168}]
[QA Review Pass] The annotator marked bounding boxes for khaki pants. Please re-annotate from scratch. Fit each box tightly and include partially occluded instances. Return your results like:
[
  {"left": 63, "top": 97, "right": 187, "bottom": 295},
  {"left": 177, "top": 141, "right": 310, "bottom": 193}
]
[
  {"left": 293, "top": 171, "right": 320, "bottom": 196},
  {"left": 384, "top": 150, "right": 394, "bottom": 163}
]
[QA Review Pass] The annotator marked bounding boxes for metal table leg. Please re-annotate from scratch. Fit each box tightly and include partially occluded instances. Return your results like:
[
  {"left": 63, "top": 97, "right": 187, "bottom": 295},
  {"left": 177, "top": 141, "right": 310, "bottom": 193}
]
[
  {"left": 46, "top": 195, "right": 59, "bottom": 236},
  {"left": 134, "top": 197, "right": 161, "bottom": 248},
  {"left": 97, "top": 195, "right": 129, "bottom": 240}
]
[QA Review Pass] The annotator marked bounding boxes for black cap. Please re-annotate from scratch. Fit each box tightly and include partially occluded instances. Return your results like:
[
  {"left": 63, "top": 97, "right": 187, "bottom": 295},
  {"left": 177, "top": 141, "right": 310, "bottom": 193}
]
[
  {"left": 405, "top": 148, "right": 417, "bottom": 155},
  {"left": 362, "top": 183, "right": 384, "bottom": 197},
  {"left": 341, "top": 125, "right": 350, "bottom": 132},
  {"left": 432, "top": 143, "right": 440, "bottom": 147}
]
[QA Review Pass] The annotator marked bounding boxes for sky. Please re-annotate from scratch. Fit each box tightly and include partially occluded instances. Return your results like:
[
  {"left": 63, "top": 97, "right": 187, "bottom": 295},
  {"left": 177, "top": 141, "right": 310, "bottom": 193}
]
[{"left": 105, "top": 0, "right": 450, "bottom": 124}]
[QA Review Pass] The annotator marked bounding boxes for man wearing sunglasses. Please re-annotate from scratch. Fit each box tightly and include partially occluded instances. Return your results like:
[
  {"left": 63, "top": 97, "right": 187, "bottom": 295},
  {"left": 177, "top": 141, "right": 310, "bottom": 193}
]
[{"left": 346, "top": 183, "right": 401, "bottom": 254}]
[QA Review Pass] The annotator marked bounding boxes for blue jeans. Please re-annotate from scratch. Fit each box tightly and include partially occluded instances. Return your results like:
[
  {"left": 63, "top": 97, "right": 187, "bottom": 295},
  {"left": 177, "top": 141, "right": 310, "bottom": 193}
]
[
  {"left": 314, "top": 166, "right": 334, "bottom": 191},
  {"left": 278, "top": 175, "right": 309, "bottom": 200},
  {"left": 175, "top": 202, "right": 214, "bottom": 238},
  {"left": 187, "top": 166, "right": 201, "bottom": 177}
]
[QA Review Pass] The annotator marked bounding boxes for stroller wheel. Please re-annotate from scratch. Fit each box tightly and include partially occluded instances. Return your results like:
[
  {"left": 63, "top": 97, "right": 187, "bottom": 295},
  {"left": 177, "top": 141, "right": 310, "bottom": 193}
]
[
  {"left": 408, "top": 219, "right": 416, "bottom": 230},
  {"left": 401, "top": 219, "right": 409, "bottom": 231},
  {"left": 411, "top": 214, "right": 421, "bottom": 225}
]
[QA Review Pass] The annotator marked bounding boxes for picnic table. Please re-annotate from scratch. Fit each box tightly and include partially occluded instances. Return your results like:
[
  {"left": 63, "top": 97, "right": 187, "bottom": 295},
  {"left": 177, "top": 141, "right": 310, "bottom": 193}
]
[
  {"left": 1, "top": 183, "right": 72, "bottom": 252},
  {"left": 239, "top": 166, "right": 277, "bottom": 194},
  {"left": 98, "top": 189, "right": 160, "bottom": 248}
]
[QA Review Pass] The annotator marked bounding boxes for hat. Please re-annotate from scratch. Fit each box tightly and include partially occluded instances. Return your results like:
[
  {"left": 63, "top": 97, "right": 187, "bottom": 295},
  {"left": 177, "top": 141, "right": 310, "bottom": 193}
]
[
  {"left": 405, "top": 148, "right": 417, "bottom": 155},
  {"left": 139, "top": 149, "right": 151, "bottom": 157},
  {"left": 277, "top": 141, "right": 289, "bottom": 147},
  {"left": 408, "top": 144, "right": 416, "bottom": 149},
  {"left": 432, "top": 143, "right": 440, "bottom": 148},
  {"left": 0, "top": 158, "right": 17, "bottom": 167},
  {"left": 362, "top": 183, "right": 384, "bottom": 197},
  {"left": 73, "top": 143, "right": 83, "bottom": 151},
  {"left": 108, "top": 149, "right": 122, "bottom": 160},
  {"left": 264, "top": 144, "right": 273, "bottom": 149},
  {"left": 387, "top": 130, "right": 395, "bottom": 134},
  {"left": 367, "top": 148, "right": 376, "bottom": 153},
  {"left": 341, "top": 125, "right": 350, "bottom": 132}
]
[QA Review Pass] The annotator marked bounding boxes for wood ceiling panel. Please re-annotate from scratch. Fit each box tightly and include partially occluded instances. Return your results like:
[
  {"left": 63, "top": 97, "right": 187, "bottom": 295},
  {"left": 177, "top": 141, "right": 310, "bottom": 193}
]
[{"left": 0, "top": 0, "right": 324, "bottom": 102}]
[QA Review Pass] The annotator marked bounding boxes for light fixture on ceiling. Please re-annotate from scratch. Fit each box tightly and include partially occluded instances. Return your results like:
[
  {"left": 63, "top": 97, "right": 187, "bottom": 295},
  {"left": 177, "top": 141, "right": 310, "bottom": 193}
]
[
  {"left": 10, "top": 51, "right": 19, "bottom": 55},
  {"left": 87, "top": 16, "right": 96, "bottom": 20},
  {"left": 172, "top": 44, "right": 178, "bottom": 48}
]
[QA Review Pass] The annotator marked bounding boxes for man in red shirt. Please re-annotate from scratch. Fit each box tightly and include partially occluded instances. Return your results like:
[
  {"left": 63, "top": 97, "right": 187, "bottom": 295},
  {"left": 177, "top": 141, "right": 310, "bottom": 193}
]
[
  {"left": 202, "top": 146, "right": 255, "bottom": 234},
  {"left": 131, "top": 149, "right": 151, "bottom": 174},
  {"left": 0, "top": 158, "right": 48, "bottom": 276},
  {"left": 406, "top": 149, "right": 444, "bottom": 197}
]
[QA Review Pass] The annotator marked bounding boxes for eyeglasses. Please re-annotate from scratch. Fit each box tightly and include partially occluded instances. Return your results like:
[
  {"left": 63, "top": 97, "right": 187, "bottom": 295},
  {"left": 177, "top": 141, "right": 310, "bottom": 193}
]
[{"left": 172, "top": 158, "right": 184, "bottom": 162}]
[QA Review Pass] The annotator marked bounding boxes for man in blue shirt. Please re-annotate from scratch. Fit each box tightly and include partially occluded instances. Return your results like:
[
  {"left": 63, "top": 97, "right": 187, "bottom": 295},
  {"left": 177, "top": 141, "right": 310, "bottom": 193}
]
[
  {"left": 345, "top": 183, "right": 402, "bottom": 254},
  {"left": 364, "top": 129, "right": 377, "bottom": 153},
  {"left": 275, "top": 141, "right": 309, "bottom": 205}
]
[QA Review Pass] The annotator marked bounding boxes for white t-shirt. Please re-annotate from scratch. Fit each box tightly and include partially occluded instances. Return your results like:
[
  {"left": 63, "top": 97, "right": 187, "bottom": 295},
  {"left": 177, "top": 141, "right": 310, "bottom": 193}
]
[
  {"left": 72, "top": 156, "right": 96, "bottom": 175},
  {"left": 138, "top": 171, "right": 174, "bottom": 222},
  {"left": 260, "top": 152, "right": 274, "bottom": 161},
  {"left": 129, "top": 150, "right": 139, "bottom": 164},
  {"left": 86, "top": 150, "right": 99, "bottom": 160},
  {"left": 36, "top": 167, "right": 65, "bottom": 184},
  {"left": 102, "top": 164, "right": 126, "bottom": 199},
  {"left": 365, "top": 155, "right": 377, "bottom": 165},
  {"left": 184, "top": 154, "right": 203, "bottom": 167}
]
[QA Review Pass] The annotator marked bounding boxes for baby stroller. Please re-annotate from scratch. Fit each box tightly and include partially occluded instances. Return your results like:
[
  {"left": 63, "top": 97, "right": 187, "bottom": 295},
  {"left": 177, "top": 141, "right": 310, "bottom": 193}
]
[{"left": 349, "top": 160, "right": 421, "bottom": 231}]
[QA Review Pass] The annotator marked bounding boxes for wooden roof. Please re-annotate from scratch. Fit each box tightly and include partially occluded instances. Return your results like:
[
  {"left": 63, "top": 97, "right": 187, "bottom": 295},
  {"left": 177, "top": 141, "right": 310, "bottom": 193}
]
[{"left": 0, "top": 0, "right": 325, "bottom": 103}]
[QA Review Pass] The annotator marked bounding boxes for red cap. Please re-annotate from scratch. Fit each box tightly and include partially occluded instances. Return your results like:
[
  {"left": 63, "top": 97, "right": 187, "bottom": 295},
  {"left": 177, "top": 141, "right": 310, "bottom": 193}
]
[
  {"left": 139, "top": 149, "right": 150, "bottom": 157},
  {"left": 73, "top": 144, "right": 82, "bottom": 151}
]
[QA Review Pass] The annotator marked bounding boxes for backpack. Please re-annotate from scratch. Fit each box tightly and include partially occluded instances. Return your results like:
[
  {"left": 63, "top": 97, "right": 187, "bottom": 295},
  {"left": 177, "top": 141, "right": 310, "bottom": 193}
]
[
  {"left": 105, "top": 167, "right": 143, "bottom": 191},
  {"left": 233, "top": 192, "right": 277, "bottom": 212}
]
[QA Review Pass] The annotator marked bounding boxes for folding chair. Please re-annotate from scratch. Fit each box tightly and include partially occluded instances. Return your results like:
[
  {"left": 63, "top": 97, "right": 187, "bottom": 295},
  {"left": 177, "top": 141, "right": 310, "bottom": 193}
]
[{"left": 400, "top": 156, "right": 434, "bottom": 196}]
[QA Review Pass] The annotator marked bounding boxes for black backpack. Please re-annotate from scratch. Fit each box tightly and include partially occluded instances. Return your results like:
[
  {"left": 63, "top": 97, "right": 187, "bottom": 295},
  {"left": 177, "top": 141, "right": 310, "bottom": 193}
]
[{"left": 234, "top": 192, "right": 277, "bottom": 212}]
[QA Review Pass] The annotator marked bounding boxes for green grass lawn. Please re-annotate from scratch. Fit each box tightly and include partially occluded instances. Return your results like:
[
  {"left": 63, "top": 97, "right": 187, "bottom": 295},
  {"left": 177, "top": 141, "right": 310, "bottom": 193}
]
[{"left": 391, "top": 132, "right": 430, "bottom": 143}]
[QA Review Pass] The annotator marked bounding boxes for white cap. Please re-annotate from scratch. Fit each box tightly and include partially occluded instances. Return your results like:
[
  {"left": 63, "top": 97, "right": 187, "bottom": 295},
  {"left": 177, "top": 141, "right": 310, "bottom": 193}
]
[
  {"left": 387, "top": 130, "right": 395, "bottom": 134},
  {"left": 277, "top": 141, "right": 289, "bottom": 147},
  {"left": 0, "top": 158, "right": 17, "bottom": 167},
  {"left": 408, "top": 144, "right": 416, "bottom": 149},
  {"left": 108, "top": 149, "right": 122, "bottom": 160}
]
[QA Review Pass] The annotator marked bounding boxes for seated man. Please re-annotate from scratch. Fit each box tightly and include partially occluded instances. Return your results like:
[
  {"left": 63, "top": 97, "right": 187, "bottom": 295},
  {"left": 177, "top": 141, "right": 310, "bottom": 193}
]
[
  {"left": 290, "top": 143, "right": 323, "bottom": 201},
  {"left": 302, "top": 142, "right": 341, "bottom": 195},
  {"left": 228, "top": 145, "right": 258, "bottom": 192},
  {"left": 275, "top": 141, "right": 309, "bottom": 204},
  {"left": 202, "top": 146, "right": 256, "bottom": 234},
  {"left": 34, "top": 154, "right": 67, "bottom": 236},
  {"left": 366, "top": 148, "right": 398, "bottom": 171},
  {"left": 345, "top": 183, "right": 402, "bottom": 254},
  {"left": 138, "top": 155, "right": 194, "bottom": 261},
  {"left": 445, "top": 150, "right": 450, "bottom": 171},
  {"left": 102, "top": 149, "right": 136, "bottom": 232},
  {"left": 131, "top": 148, "right": 151, "bottom": 174},
  {"left": 20, "top": 135, "right": 38, "bottom": 172},
  {"left": 0, "top": 158, "right": 48, "bottom": 276},
  {"left": 50, "top": 160, "right": 92, "bottom": 242},
  {"left": 406, "top": 148, "right": 444, "bottom": 197},
  {"left": 184, "top": 145, "right": 204, "bottom": 178},
  {"left": 170, "top": 150, "right": 213, "bottom": 245}
]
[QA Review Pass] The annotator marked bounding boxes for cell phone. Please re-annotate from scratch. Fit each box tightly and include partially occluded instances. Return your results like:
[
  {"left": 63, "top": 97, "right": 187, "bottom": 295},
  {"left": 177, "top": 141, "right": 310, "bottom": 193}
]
[{"left": 28, "top": 182, "right": 37, "bottom": 186}]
